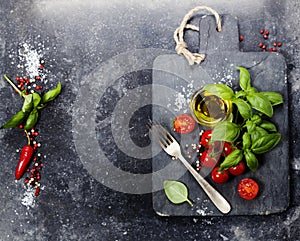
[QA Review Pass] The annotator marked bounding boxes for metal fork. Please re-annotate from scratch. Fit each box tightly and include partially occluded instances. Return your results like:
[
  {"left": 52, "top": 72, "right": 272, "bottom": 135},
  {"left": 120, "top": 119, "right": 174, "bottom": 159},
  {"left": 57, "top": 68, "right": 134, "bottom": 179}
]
[{"left": 148, "top": 121, "right": 231, "bottom": 214}]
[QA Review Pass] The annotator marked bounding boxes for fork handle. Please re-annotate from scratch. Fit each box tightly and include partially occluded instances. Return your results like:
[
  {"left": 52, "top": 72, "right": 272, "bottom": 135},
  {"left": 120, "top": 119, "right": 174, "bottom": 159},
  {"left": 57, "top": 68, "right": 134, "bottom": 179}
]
[{"left": 178, "top": 154, "right": 231, "bottom": 214}]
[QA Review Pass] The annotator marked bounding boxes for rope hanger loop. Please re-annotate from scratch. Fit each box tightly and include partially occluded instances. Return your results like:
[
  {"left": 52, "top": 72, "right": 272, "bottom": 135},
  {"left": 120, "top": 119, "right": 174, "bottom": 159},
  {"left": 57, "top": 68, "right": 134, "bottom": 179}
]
[{"left": 174, "top": 6, "right": 222, "bottom": 65}]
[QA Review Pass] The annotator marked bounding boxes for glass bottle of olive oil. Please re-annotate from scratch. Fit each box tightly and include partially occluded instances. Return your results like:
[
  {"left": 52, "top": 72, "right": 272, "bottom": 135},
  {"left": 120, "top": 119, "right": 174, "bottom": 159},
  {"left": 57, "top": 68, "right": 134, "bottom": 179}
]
[{"left": 190, "top": 88, "right": 232, "bottom": 127}]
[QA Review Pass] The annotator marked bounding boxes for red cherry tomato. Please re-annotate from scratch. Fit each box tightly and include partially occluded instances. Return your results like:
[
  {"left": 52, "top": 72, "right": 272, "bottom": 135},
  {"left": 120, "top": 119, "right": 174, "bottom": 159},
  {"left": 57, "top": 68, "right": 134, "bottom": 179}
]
[
  {"left": 229, "top": 161, "right": 246, "bottom": 176},
  {"left": 173, "top": 114, "right": 195, "bottom": 134},
  {"left": 200, "top": 150, "right": 218, "bottom": 168},
  {"left": 200, "top": 130, "right": 212, "bottom": 148},
  {"left": 222, "top": 142, "right": 235, "bottom": 156},
  {"left": 238, "top": 178, "right": 259, "bottom": 200},
  {"left": 211, "top": 167, "right": 229, "bottom": 184}
]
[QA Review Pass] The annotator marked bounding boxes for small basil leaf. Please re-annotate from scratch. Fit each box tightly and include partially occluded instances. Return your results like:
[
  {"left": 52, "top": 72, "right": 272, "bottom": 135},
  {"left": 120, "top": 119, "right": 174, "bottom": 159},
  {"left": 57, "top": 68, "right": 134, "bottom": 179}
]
[
  {"left": 24, "top": 109, "right": 39, "bottom": 130},
  {"left": 236, "top": 66, "right": 251, "bottom": 90},
  {"left": 246, "top": 120, "right": 256, "bottom": 133},
  {"left": 251, "top": 133, "right": 281, "bottom": 154},
  {"left": 212, "top": 121, "right": 240, "bottom": 142},
  {"left": 247, "top": 93, "right": 273, "bottom": 117},
  {"left": 235, "top": 91, "right": 246, "bottom": 98},
  {"left": 233, "top": 98, "right": 252, "bottom": 119},
  {"left": 22, "top": 94, "right": 33, "bottom": 113},
  {"left": 255, "top": 126, "right": 269, "bottom": 136},
  {"left": 1, "top": 110, "right": 27, "bottom": 129},
  {"left": 220, "top": 149, "right": 243, "bottom": 170},
  {"left": 203, "top": 84, "right": 235, "bottom": 100},
  {"left": 242, "top": 132, "right": 251, "bottom": 150},
  {"left": 260, "top": 91, "right": 283, "bottom": 106},
  {"left": 259, "top": 120, "right": 277, "bottom": 132},
  {"left": 251, "top": 114, "right": 262, "bottom": 125},
  {"left": 41, "top": 82, "right": 62, "bottom": 104},
  {"left": 248, "top": 87, "right": 258, "bottom": 94},
  {"left": 244, "top": 149, "right": 258, "bottom": 171},
  {"left": 32, "top": 92, "right": 41, "bottom": 108},
  {"left": 164, "top": 180, "right": 193, "bottom": 206}
]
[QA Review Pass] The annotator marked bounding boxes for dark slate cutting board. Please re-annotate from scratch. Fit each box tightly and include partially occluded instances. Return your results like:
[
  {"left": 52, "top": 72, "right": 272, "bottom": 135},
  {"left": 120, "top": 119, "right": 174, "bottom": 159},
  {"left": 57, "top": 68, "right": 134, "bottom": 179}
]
[{"left": 151, "top": 15, "right": 289, "bottom": 216}]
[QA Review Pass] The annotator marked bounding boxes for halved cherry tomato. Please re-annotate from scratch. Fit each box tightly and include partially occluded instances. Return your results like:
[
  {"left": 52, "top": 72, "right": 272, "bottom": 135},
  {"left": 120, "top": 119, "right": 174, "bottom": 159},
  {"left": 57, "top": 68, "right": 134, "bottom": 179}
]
[
  {"left": 173, "top": 114, "right": 195, "bottom": 134},
  {"left": 200, "top": 130, "right": 212, "bottom": 148},
  {"left": 200, "top": 150, "right": 218, "bottom": 168},
  {"left": 238, "top": 178, "right": 259, "bottom": 200},
  {"left": 229, "top": 161, "right": 246, "bottom": 176},
  {"left": 211, "top": 167, "right": 229, "bottom": 184},
  {"left": 222, "top": 142, "right": 235, "bottom": 156}
]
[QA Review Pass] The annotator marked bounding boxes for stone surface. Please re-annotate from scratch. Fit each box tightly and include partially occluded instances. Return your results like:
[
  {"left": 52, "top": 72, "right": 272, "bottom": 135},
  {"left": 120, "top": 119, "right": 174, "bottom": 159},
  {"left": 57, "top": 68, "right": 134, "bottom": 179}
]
[{"left": 0, "top": 0, "right": 299, "bottom": 240}]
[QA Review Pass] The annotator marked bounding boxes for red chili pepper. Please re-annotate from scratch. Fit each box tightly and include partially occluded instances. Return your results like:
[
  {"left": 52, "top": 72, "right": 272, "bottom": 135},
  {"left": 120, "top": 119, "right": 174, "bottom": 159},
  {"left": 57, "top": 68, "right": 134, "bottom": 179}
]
[{"left": 15, "top": 131, "right": 34, "bottom": 180}]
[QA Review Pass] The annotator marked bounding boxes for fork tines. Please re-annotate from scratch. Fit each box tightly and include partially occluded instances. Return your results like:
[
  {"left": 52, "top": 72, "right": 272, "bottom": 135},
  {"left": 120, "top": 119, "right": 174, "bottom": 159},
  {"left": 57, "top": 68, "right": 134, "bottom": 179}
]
[{"left": 147, "top": 120, "right": 174, "bottom": 148}]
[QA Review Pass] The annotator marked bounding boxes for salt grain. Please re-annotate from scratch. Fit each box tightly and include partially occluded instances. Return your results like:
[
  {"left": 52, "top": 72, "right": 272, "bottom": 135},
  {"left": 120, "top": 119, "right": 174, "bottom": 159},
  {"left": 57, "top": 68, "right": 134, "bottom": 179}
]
[
  {"left": 21, "top": 188, "right": 36, "bottom": 208},
  {"left": 18, "top": 43, "right": 41, "bottom": 78}
]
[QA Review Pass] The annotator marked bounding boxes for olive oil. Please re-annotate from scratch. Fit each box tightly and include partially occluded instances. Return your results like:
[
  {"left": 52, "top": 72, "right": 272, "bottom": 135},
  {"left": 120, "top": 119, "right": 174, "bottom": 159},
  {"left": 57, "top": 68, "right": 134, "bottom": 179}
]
[{"left": 190, "top": 88, "right": 232, "bottom": 127}]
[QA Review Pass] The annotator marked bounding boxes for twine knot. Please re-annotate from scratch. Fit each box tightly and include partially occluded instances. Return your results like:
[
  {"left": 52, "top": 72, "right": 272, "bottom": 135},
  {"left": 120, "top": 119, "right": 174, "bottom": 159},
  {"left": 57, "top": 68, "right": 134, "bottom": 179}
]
[{"left": 174, "top": 6, "right": 222, "bottom": 65}]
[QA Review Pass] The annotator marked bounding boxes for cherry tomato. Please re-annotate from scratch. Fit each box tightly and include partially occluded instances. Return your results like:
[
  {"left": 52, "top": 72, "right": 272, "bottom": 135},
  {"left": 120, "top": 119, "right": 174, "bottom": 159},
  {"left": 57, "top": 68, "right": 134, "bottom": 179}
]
[
  {"left": 222, "top": 142, "right": 235, "bottom": 156},
  {"left": 211, "top": 167, "right": 229, "bottom": 184},
  {"left": 200, "top": 150, "right": 218, "bottom": 168},
  {"left": 200, "top": 130, "right": 212, "bottom": 148},
  {"left": 229, "top": 161, "right": 246, "bottom": 176},
  {"left": 173, "top": 114, "right": 195, "bottom": 134},
  {"left": 207, "top": 141, "right": 223, "bottom": 154},
  {"left": 238, "top": 178, "right": 259, "bottom": 200}
]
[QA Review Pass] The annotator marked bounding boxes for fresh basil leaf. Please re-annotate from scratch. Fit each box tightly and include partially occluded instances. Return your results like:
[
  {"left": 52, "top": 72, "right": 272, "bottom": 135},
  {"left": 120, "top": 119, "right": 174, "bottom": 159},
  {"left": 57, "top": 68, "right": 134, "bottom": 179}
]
[
  {"left": 251, "top": 133, "right": 281, "bottom": 154},
  {"left": 1, "top": 110, "right": 27, "bottom": 129},
  {"left": 248, "top": 87, "right": 258, "bottom": 94},
  {"left": 212, "top": 121, "right": 240, "bottom": 142},
  {"left": 247, "top": 93, "right": 273, "bottom": 117},
  {"left": 250, "top": 127, "right": 269, "bottom": 149},
  {"left": 220, "top": 149, "right": 243, "bottom": 170},
  {"left": 251, "top": 114, "right": 262, "bottom": 125},
  {"left": 235, "top": 91, "right": 246, "bottom": 98},
  {"left": 259, "top": 120, "right": 277, "bottom": 132},
  {"left": 260, "top": 91, "right": 283, "bottom": 106},
  {"left": 244, "top": 149, "right": 258, "bottom": 171},
  {"left": 24, "top": 109, "right": 39, "bottom": 130},
  {"left": 32, "top": 92, "right": 41, "bottom": 108},
  {"left": 233, "top": 98, "right": 252, "bottom": 119},
  {"left": 41, "top": 82, "right": 62, "bottom": 104},
  {"left": 246, "top": 120, "right": 256, "bottom": 133},
  {"left": 236, "top": 66, "right": 251, "bottom": 91},
  {"left": 22, "top": 94, "right": 33, "bottom": 113},
  {"left": 164, "top": 180, "right": 193, "bottom": 206},
  {"left": 242, "top": 132, "right": 251, "bottom": 150},
  {"left": 203, "top": 84, "right": 235, "bottom": 100}
]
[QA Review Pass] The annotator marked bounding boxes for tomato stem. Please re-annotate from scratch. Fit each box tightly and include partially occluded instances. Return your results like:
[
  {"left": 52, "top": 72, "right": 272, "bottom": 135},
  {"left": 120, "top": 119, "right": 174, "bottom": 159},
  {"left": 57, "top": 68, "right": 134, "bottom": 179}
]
[
  {"left": 3, "top": 75, "right": 22, "bottom": 96},
  {"left": 24, "top": 130, "right": 31, "bottom": 145}
]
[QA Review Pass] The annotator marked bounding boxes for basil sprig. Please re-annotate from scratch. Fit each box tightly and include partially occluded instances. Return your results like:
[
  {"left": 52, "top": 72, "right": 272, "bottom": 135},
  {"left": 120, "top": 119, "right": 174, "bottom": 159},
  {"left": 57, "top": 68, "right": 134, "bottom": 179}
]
[
  {"left": 1, "top": 75, "right": 62, "bottom": 130},
  {"left": 205, "top": 67, "right": 283, "bottom": 172}
]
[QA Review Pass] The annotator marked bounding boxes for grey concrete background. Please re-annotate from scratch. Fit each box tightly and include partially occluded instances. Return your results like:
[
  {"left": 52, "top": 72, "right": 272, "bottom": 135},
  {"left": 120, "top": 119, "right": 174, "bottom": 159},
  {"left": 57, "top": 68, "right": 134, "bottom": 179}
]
[{"left": 0, "top": 0, "right": 300, "bottom": 240}]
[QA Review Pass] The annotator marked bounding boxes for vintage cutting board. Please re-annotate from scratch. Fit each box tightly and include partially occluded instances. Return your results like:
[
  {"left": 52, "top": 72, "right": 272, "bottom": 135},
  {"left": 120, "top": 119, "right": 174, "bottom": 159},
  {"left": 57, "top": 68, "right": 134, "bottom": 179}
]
[{"left": 152, "top": 15, "right": 289, "bottom": 216}]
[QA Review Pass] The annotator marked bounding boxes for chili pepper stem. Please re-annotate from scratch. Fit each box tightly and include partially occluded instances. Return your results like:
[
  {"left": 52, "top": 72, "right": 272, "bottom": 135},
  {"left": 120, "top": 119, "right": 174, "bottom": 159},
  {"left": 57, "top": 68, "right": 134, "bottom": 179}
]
[
  {"left": 3, "top": 75, "right": 22, "bottom": 96},
  {"left": 24, "top": 130, "right": 31, "bottom": 145}
]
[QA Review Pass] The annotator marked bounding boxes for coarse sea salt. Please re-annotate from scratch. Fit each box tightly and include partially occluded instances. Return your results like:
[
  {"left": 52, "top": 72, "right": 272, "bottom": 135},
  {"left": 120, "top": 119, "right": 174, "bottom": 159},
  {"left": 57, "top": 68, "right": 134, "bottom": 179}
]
[
  {"left": 21, "top": 188, "right": 36, "bottom": 209},
  {"left": 18, "top": 43, "right": 41, "bottom": 78}
]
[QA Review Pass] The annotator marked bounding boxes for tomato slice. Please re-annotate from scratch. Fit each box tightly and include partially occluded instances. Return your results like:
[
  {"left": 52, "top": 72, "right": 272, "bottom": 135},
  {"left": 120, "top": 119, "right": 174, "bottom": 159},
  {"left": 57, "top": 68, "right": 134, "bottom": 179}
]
[
  {"left": 238, "top": 178, "right": 259, "bottom": 200},
  {"left": 173, "top": 114, "right": 195, "bottom": 134}
]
